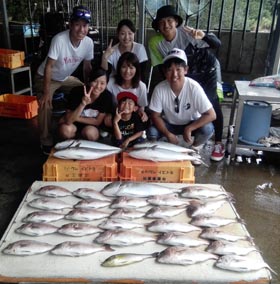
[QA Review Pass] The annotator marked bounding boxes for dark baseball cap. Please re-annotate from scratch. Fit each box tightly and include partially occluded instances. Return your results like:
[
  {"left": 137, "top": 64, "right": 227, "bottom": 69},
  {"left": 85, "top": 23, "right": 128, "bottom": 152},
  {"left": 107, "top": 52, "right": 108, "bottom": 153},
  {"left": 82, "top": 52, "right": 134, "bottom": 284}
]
[{"left": 70, "top": 5, "right": 91, "bottom": 23}]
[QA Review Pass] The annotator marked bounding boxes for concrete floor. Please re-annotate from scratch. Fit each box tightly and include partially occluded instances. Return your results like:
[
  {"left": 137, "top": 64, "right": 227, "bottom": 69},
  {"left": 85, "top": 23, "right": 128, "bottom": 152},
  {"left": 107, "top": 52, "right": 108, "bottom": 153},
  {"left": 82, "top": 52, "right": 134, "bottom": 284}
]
[{"left": 0, "top": 102, "right": 279, "bottom": 282}]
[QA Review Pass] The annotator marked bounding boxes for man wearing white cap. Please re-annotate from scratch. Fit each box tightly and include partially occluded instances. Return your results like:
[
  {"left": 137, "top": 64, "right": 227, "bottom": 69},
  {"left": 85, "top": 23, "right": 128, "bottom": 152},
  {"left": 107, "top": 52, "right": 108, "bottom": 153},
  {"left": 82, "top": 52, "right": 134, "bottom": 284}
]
[{"left": 147, "top": 48, "right": 216, "bottom": 148}]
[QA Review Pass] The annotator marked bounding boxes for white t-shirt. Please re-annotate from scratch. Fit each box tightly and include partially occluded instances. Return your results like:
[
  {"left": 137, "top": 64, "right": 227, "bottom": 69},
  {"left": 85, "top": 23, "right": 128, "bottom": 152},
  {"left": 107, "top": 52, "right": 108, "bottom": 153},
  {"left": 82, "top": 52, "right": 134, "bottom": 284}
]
[
  {"left": 149, "top": 77, "right": 212, "bottom": 125},
  {"left": 37, "top": 30, "right": 94, "bottom": 81},
  {"left": 108, "top": 42, "right": 148, "bottom": 76},
  {"left": 107, "top": 77, "right": 148, "bottom": 108}
]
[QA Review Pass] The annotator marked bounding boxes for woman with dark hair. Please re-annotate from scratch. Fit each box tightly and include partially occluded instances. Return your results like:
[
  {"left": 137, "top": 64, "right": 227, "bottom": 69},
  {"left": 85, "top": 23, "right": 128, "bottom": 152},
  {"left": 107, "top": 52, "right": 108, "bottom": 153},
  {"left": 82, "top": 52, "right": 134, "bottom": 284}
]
[
  {"left": 57, "top": 68, "right": 114, "bottom": 141},
  {"left": 106, "top": 51, "right": 148, "bottom": 123},
  {"left": 101, "top": 19, "right": 148, "bottom": 81}
]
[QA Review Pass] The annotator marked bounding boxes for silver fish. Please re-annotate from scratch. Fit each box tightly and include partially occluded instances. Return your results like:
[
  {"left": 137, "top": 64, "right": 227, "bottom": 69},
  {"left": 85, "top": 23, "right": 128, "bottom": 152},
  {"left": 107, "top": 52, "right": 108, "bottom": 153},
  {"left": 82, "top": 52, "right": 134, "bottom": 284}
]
[
  {"left": 28, "top": 197, "right": 72, "bottom": 210},
  {"left": 58, "top": 223, "right": 103, "bottom": 237},
  {"left": 94, "top": 230, "right": 156, "bottom": 246},
  {"left": 51, "top": 241, "right": 113, "bottom": 257},
  {"left": 55, "top": 139, "right": 121, "bottom": 151},
  {"left": 200, "top": 228, "right": 253, "bottom": 242},
  {"left": 206, "top": 240, "right": 259, "bottom": 256},
  {"left": 73, "top": 187, "right": 112, "bottom": 201},
  {"left": 145, "top": 206, "right": 186, "bottom": 219},
  {"left": 98, "top": 219, "right": 144, "bottom": 230},
  {"left": 147, "top": 194, "right": 190, "bottom": 207},
  {"left": 133, "top": 141, "right": 195, "bottom": 153},
  {"left": 186, "top": 199, "right": 227, "bottom": 217},
  {"left": 110, "top": 196, "right": 149, "bottom": 209},
  {"left": 215, "top": 255, "right": 277, "bottom": 274},
  {"left": 110, "top": 208, "right": 146, "bottom": 220},
  {"left": 180, "top": 185, "right": 233, "bottom": 200},
  {"left": 34, "top": 185, "right": 72, "bottom": 197},
  {"left": 2, "top": 240, "right": 54, "bottom": 256},
  {"left": 190, "top": 216, "right": 245, "bottom": 228},
  {"left": 157, "top": 247, "right": 218, "bottom": 265},
  {"left": 16, "top": 222, "right": 58, "bottom": 236},
  {"left": 53, "top": 147, "right": 121, "bottom": 160},
  {"left": 101, "top": 252, "right": 158, "bottom": 267},
  {"left": 146, "top": 220, "right": 201, "bottom": 233},
  {"left": 74, "top": 198, "right": 111, "bottom": 209},
  {"left": 22, "top": 211, "right": 65, "bottom": 223},
  {"left": 101, "top": 181, "right": 181, "bottom": 197},
  {"left": 157, "top": 232, "right": 209, "bottom": 247},
  {"left": 65, "top": 208, "right": 109, "bottom": 221},
  {"left": 128, "top": 147, "right": 202, "bottom": 163}
]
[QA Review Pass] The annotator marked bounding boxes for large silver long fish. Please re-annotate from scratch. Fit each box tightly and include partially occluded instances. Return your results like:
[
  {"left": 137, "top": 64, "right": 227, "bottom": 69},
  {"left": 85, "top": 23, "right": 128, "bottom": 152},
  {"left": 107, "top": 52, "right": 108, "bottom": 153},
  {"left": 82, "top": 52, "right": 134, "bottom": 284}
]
[{"left": 53, "top": 147, "right": 121, "bottom": 160}]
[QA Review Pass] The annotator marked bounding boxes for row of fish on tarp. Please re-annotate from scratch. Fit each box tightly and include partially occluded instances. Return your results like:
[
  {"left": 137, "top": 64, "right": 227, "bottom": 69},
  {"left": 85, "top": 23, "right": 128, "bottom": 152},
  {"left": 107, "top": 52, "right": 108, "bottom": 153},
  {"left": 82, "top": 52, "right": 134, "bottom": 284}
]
[
  {"left": 52, "top": 139, "right": 205, "bottom": 164},
  {"left": 1, "top": 182, "right": 276, "bottom": 275}
]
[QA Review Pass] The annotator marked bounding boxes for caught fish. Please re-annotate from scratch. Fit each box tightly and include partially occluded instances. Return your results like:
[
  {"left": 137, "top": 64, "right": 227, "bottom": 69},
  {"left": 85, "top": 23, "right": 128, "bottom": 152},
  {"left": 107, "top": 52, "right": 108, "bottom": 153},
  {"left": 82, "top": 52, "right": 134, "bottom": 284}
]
[
  {"left": 65, "top": 208, "right": 110, "bottom": 221},
  {"left": 74, "top": 198, "right": 111, "bottom": 209},
  {"left": 147, "top": 194, "right": 190, "bottom": 207},
  {"left": 28, "top": 197, "right": 72, "bottom": 211},
  {"left": 110, "top": 196, "right": 149, "bottom": 209},
  {"left": 98, "top": 219, "right": 144, "bottom": 230},
  {"left": 58, "top": 223, "right": 103, "bottom": 237},
  {"left": 110, "top": 208, "right": 146, "bottom": 220},
  {"left": 55, "top": 139, "right": 121, "bottom": 151},
  {"left": 206, "top": 240, "right": 259, "bottom": 256},
  {"left": 53, "top": 147, "right": 121, "bottom": 160},
  {"left": 180, "top": 185, "right": 233, "bottom": 200},
  {"left": 145, "top": 206, "right": 186, "bottom": 219},
  {"left": 133, "top": 141, "right": 195, "bottom": 153},
  {"left": 2, "top": 240, "right": 54, "bottom": 256},
  {"left": 16, "top": 222, "right": 58, "bottom": 236},
  {"left": 146, "top": 220, "right": 201, "bottom": 233},
  {"left": 200, "top": 228, "right": 253, "bottom": 242},
  {"left": 186, "top": 199, "right": 227, "bottom": 217},
  {"left": 94, "top": 230, "right": 156, "bottom": 246},
  {"left": 157, "top": 232, "right": 209, "bottom": 247},
  {"left": 73, "top": 187, "right": 112, "bottom": 201},
  {"left": 22, "top": 211, "right": 65, "bottom": 223},
  {"left": 101, "top": 252, "right": 158, "bottom": 267},
  {"left": 215, "top": 255, "right": 277, "bottom": 274},
  {"left": 34, "top": 185, "right": 72, "bottom": 197},
  {"left": 51, "top": 241, "right": 113, "bottom": 257},
  {"left": 128, "top": 147, "right": 203, "bottom": 163},
  {"left": 156, "top": 246, "right": 218, "bottom": 265},
  {"left": 101, "top": 181, "right": 181, "bottom": 197},
  {"left": 190, "top": 216, "right": 245, "bottom": 228}
]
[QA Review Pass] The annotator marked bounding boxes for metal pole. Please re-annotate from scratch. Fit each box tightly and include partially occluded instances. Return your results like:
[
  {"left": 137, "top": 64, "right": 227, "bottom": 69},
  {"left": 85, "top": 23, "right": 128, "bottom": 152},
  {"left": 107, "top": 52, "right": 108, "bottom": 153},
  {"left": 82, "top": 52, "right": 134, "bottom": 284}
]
[
  {"left": 138, "top": 0, "right": 145, "bottom": 44},
  {"left": 0, "top": 0, "right": 11, "bottom": 48}
]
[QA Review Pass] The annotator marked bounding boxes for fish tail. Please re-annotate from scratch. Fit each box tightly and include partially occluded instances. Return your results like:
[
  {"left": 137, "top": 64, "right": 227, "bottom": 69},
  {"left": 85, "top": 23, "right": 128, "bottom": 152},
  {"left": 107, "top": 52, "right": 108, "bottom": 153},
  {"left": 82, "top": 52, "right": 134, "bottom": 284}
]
[
  {"left": 104, "top": 245, "right": 114, "bottom": 252},
  {"left": 237, "top": 218, "right": 246, "bottom": 225},
  {"left": 151, "top": 252, "right": 160, "bottom": 258}
]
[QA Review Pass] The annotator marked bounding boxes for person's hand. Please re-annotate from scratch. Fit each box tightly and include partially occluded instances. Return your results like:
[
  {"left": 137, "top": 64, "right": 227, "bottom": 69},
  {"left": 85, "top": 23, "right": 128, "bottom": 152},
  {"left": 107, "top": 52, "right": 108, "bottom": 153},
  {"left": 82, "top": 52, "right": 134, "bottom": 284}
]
[
  {"left": 121, "top": 139, "right": 130, "bottom": 149},
  {"left": 183, "top": 125, "right": 194, "bottom": 144},
  {"left": 103, "top": 39, "right": 115, "bottom": 59},
  {"left": 184, "top": 26, "right": 205, "bottom": 40},
  {"left": 81, "top": 85, "right": 93, "bottom": 106},
  {"left": 166, "top": 132, "right": 179, "bottom": 145},
  {"left": 113, "top": 107, "right": 124, "bottom": 124},
  {"left": 39, "top": 93, "right": 52, "bottom": 108},
  {"left": 139, "top": 110, "right": 148, "bottom": 122}
]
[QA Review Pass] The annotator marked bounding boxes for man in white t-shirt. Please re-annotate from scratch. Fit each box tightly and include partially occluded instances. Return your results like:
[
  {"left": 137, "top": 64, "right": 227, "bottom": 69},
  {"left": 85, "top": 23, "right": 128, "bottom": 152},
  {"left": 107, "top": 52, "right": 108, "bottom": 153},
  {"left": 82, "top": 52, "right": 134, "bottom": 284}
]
[
  {"left": 34, "top": 5, "right": 94, "bottom": 154},
  {"left": 147, "top": 48, "right": 216, "bottom": 147}
]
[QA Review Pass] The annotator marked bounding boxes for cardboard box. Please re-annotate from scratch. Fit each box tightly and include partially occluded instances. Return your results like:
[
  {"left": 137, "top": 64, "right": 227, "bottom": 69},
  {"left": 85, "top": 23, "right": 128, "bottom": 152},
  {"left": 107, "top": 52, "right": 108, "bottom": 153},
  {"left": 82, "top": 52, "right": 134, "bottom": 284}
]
[
  {"left": 0, "top": 94, "right": 38, "bottom": 119},
  {"left": 119, "top": 152, "right": 195, "bottom": 183},
  {"left": 43, "top": 153, "right": 118, "bottom": 181},
  {"left": 0, "top": 49, "right": 25, "bottom": 69}
]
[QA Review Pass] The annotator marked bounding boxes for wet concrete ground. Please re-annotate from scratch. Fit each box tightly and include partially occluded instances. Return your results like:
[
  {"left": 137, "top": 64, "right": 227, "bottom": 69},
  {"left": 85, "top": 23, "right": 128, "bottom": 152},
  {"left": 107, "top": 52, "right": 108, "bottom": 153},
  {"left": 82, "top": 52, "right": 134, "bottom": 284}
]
[{"left": 0, "top": 102, "right": 279, "bottom": 283}]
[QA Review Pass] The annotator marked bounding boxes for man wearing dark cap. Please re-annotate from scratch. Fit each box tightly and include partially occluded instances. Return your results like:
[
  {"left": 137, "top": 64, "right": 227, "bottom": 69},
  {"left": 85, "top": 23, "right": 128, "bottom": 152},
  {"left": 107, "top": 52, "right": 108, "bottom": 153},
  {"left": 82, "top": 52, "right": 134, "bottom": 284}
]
[
  {"left": 148, "top": 5, "right": 225, "bottom": 162},
  {"left": 34, "top": 5, "right": 94, "bottom": 154}
]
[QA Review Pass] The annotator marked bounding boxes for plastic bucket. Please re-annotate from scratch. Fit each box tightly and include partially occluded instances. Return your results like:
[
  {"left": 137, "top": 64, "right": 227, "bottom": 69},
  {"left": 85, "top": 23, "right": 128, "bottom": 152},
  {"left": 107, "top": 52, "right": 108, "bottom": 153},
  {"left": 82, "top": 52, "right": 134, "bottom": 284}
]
[{"left": 239, "top": 100, "right": 272, "bottom": 146}]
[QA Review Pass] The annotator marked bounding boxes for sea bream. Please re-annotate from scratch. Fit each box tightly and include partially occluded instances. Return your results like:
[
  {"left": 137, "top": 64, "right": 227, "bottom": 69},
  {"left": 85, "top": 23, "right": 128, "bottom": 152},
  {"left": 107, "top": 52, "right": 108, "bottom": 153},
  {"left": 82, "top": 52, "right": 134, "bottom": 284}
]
[
  {"left": 74, "top": 198, "right": 111, "bottom": 209},
  {"left": 98, "top": 219, "right": 144, "bottom": 230},
  {"left": 50, "top": 241, "right": 113, "bottom": 257},
  {"left": 190, "top": 215, "right": 245, "bottom": 228},
  {"left": 94, "top": 230, "right": 156, "bottom": 246},
  {"left": 65, "top": 208, "right": 110, "bottom": 221},
  {"left": 34, "top": 185, "right": 72, "bottom": 197},
  {"left": 145, "top": 206, "right": 186, "bottom": 219},
  {"left": 101, "top": 181, "right": 181, "bottom": 197},
  {"left": 22, "top": 211, "right": 65, "bottom": 223},
  {"left": 200, "top": 228, "right": 253, "bottom": 242},
  {"left": 109, "top": 208, "right": 146, "bottom": 220},
  {"left": 147, "top": 194, "right": 191, "bottom": 207},
  {"left": 58, "top": 223, "right": 103, "bottom": 237},
  {"left": 16, "top": 222, "right": 58, "bottom": 236},
  {"left": 156, "top": 247, "right": 218, "bottom": 265},
  {"left": 2, "top": 240, "right": 54, "bottom": 256},
  {"left": 28, "top": 197, "right": 72, "bottom": 210},
  {"left": 110, "top": 196, "right": 149, "bottom": 209},
  {"left": 72, "top": 187, "right": 112, "bottom": 201}
]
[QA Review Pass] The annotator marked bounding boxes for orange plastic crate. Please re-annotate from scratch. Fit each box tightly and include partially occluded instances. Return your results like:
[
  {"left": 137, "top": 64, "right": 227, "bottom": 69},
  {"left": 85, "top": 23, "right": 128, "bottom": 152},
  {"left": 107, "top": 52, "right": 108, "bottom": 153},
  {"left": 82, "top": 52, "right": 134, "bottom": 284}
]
[
  {"left": 0, "top": 49, "right": 25, "bottom": 69},
  {"left": 119, "top": 152, "right": 195, "bottom": 183},
  {"left": 0, "top": 94, "right": 38, "bottom": 119},
  {"left": 43, "top": 153, "right": 119, "bottom": 181}
]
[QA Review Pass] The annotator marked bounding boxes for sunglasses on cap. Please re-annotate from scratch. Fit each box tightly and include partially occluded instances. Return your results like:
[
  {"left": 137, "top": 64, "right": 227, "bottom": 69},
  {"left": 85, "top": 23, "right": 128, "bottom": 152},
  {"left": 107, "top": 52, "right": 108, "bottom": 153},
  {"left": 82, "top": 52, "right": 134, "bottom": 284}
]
[
  {"left": 71, "top": 7, "right": 91, "bottom": 21},
  {"left": 174, "top": 97, "right": 180, "bottom": 113}
]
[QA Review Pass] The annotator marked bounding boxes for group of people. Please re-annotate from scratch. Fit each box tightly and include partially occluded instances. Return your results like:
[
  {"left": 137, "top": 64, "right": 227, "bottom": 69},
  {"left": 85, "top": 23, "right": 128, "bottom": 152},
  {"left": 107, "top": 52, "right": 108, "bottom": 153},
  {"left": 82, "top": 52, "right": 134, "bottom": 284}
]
[{"left": 34, "top": 4, "right": 225, "bottom": 162}]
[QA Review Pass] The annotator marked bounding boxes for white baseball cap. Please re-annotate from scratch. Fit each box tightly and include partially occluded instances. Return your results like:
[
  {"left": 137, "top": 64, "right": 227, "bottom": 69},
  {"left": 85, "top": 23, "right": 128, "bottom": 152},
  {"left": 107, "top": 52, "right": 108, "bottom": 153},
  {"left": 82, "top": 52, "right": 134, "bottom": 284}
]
[{"left": 163, "top": 48, "right": 188, "bottom": 65}]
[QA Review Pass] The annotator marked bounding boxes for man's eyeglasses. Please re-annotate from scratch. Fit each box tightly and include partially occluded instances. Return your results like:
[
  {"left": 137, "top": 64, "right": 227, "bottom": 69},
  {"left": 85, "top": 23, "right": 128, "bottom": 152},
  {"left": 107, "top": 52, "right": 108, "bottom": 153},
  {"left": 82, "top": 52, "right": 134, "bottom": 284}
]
[{"left": 174, "top": 97, "right": 180, "bottom": 113}]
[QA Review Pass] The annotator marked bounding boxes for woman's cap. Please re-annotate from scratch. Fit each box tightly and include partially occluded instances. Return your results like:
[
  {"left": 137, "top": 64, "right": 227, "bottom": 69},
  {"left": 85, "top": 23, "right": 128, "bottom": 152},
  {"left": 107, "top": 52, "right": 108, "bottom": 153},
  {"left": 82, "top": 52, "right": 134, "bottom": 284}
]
[
  {"left": 70, "top": 5, "right": 91, "bottom": 23},
  {"left": 152, "top": 5, "right": 183, "bottom": 31},
  {"left": 117, "top": 92, "right": 138, "bottom": 104},
  {"left": 163, "top": 48, "right": 188, "bottom": 65}
]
